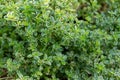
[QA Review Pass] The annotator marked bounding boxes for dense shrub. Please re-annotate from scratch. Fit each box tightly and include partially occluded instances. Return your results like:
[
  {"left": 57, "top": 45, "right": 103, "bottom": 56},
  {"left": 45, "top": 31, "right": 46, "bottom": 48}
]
[{"left": 0, "top": 0, "right": 120, "bottom": 80}]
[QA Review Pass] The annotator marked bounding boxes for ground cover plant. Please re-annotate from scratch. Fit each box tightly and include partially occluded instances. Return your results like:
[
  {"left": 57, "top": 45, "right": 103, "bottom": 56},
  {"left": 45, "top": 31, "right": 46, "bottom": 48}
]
[{"left": 0, "top": 0, "right": 120, "bottom": 80}]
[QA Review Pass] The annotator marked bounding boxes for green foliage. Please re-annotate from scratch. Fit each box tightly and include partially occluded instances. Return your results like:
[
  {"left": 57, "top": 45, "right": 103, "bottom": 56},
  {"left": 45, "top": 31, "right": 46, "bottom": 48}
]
[{"left": 0, "top": 0, "right": 120, "bottom": 80}]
